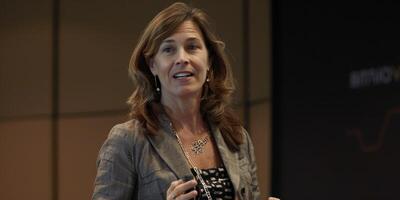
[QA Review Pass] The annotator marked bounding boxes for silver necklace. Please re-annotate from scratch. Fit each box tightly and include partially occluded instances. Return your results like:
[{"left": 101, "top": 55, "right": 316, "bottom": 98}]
[
  {"left": 169, "top": 122, "right": 213, "bottom": 200},
  {"left": 191, "top": 135, "right": 209, "bottom": 155}
]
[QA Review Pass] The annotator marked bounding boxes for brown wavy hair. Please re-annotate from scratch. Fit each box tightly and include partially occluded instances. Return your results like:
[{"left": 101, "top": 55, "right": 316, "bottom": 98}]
[{"left": 127, "top": 2, "right": 243, "bottom": 151}]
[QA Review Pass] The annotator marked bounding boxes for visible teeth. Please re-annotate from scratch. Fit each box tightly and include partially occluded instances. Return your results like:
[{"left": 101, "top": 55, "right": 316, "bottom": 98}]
[{"left": 173, "top": 72, "right": 192, "bottom": 78}]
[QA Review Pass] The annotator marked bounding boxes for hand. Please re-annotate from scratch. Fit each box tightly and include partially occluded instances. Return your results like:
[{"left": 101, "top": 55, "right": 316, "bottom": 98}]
[{"left": 166, "top": 179, "right": 198, "bottom": 200}]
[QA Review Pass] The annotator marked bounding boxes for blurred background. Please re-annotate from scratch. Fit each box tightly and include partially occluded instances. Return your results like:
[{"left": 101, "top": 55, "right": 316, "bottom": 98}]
[
  {"left": 0, "top": 0, "right": 272, "bottom": 199},
  {"left": 1, "top": 0, "right": 400, "bottom": 199}
]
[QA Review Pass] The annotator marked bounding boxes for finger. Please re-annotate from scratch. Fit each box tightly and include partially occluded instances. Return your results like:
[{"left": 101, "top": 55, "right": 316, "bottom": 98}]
[
  {"left": 167, "top": 192, "right": 176, "bottom": 200},
  {"left": 167, "top": 186, "right": 182, "bottom": 200},
  {"left": 173, "top": 179, "right": 198, "bottom": 196},
  {"left": 167, "top": 180, "right": 183, "bottom": 196},
  {"left": 176, "top": 190, "right": 197, "bottom": 200}
]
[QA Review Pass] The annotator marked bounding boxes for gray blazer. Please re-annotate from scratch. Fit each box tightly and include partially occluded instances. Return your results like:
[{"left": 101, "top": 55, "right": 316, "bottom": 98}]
[{"left": 92, "top": 113, "right": 260, "bottom": 200}]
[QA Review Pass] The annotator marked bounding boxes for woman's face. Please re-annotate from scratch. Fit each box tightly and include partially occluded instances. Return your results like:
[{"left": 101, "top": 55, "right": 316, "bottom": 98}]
[{"left": 150, "top": 20, "right": 209, "bottom": 102}]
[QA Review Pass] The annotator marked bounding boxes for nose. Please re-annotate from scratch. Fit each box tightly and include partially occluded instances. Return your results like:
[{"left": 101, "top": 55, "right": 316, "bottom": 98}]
[{"left": 175, "top": 48, "right": 189, "bottom": 66}]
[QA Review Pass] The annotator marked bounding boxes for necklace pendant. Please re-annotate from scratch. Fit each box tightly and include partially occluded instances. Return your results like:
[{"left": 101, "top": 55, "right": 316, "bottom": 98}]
[{"left": 191, "top": 136, "right": 208, "bottom": 155}]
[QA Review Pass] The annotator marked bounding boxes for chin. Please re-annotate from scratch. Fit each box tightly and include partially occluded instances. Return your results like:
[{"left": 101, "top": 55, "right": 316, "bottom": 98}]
[{"left": 174, "top": 88, "right": 202, "bottom": 99}]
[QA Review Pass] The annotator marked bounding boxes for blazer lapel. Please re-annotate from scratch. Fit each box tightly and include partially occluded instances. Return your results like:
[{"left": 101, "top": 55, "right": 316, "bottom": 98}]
[
  {"left": 145, "top": 113, "right": 193, "bottom": 180},
  {"left": 144, "top": 112, "right": 241, "bottom": 192},
  {"left": 210, "top": 123, "right": 241, "bottom": 192}
]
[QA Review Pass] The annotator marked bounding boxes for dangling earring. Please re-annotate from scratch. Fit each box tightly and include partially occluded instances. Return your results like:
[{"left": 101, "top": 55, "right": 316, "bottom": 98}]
[
  {"left": 201, "top": 69, "right": 210, "bottom": 101},
  {"left": 206, "top": 69, "right": 210, "bottom": 82},
  {"left": 154, "top": 75, "right": 160, "bottom": 92}
]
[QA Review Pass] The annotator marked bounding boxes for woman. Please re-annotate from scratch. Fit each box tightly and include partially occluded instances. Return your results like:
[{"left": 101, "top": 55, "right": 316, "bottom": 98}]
[{"left": 92, "top": 2, "right": 260, "bottom": 200}]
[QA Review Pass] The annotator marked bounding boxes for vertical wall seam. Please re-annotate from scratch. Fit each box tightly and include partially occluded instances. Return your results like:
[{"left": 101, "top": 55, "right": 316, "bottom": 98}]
[{"left": 51, "top": 0, "right": 60, "bottom": 198}]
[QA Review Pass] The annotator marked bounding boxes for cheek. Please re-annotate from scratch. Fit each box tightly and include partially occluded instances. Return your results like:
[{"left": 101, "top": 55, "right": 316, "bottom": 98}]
[
  {"left": 201, "top": 60, "right": 210, "bottom": 76},
  {"left": 196, "top": 54, "right": 209, "bottom": 71},
  {"left": 154, "top": 60, "right": 170, "bottom": 76}
]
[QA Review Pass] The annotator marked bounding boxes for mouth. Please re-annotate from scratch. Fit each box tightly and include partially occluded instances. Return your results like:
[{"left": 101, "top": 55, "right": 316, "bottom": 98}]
[{"left": 173, "top": 72, "right": 194, "bottom": 79}]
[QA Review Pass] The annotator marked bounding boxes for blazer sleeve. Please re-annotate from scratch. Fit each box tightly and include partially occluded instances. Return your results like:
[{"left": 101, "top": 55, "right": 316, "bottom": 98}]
[
  {"left": 92, "top": 126, "right": 137, "bottom": 200},
  {"left": 244, "top": 129, "right": 261, "bottom": 200}
]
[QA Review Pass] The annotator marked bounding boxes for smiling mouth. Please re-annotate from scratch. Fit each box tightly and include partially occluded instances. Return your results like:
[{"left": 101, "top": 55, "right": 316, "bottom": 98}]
[{"left": 173, "top": 72, "right": 193, "bottom": 79}]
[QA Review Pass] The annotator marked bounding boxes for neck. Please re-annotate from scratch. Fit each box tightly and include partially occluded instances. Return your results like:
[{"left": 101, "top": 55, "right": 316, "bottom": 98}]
[{"left": 161, "top": 94, "right": 205, "bottom": 135}]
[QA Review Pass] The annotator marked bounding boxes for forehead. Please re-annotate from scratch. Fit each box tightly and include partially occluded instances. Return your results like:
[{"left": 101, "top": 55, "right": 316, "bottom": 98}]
[{"left": 163, "top": 20, "right": 204, "bottom": 42}]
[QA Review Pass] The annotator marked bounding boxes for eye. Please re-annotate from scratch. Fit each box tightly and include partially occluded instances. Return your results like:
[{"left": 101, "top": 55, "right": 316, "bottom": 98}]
[
  {"left": 160, "top": 44, "right": 176, "bottom": 54},
  {"left": 187, "top": 43, "right": 200, "bottom": 51},
  {"left": 162, "top": 47, "right": 173, "bottom": 53}
]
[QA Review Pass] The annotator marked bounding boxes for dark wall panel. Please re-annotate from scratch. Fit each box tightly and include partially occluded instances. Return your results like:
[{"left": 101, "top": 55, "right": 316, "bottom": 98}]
[
  {"left": 274, "top": 1, "right": 400, "bottom": 199},
  {"left": 0, "top": 0, "right": 52, "bottom": 118}
]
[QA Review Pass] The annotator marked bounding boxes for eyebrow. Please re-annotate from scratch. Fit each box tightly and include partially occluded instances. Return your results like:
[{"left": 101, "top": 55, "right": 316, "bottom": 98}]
[
  {"left": 161, "top": 37, "right": 202, "bottom": 44},
  {"left": 186, "top": 37, "right": 202, "bottom": 43}
]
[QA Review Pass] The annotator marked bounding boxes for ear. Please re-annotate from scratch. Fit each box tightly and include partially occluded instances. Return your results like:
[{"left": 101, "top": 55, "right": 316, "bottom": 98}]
[{"left": 148, "top": 58, "right": 157, "bottom": 76}]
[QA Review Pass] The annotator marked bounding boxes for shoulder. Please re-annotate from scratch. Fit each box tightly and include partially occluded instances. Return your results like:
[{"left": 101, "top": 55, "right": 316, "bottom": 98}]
[
  {"left": 107, "top": 119, "right": 146, "bottom": 142},
  {"left": 99, "top": 120, "right": 147, "bottom": 159},
  {"left": 211, "top": 122, "right": 252, "bottom": 153},
  {"left": 238, "top": 127, "right": 255, "bottom": 154},
  {"left": 241, "top": 128, "right": 252, "bottom": 144}
]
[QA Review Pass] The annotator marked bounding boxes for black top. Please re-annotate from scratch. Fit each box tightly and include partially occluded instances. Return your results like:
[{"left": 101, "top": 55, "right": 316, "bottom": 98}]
[{"left": 191, "top": 166, "right": 235, "bottom": 200}]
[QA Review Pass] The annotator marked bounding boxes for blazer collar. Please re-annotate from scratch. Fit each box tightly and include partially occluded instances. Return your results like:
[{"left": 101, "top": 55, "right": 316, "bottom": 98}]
[
  {"left": 145, "top": 112, "right": 193, "bottom": 179},
  {"left": 209, "top": 123, "right": 241, "bottom": 192}
]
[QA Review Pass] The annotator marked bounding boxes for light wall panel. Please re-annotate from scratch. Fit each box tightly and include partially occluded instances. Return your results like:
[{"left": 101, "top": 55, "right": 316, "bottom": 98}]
[
  {"left": 0, "top": 119, "right": 52, "bottom": 200},
  {"left": 248, "top": 0, "right": 272, "bottom": 196},
  {"left": 250, "top": 102, "right": 272, "bottom": 197},
  {"left": 58, "top": 114, "right": 127, "bottom": 200},
  {"left": 249, "top": 0, "right": 271, "bottom": 101}
]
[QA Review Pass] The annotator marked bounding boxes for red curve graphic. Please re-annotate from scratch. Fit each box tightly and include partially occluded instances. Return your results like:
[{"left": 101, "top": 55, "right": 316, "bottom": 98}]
[{"left": 347, "top": 106, "right": 400, "bottom": 152}]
